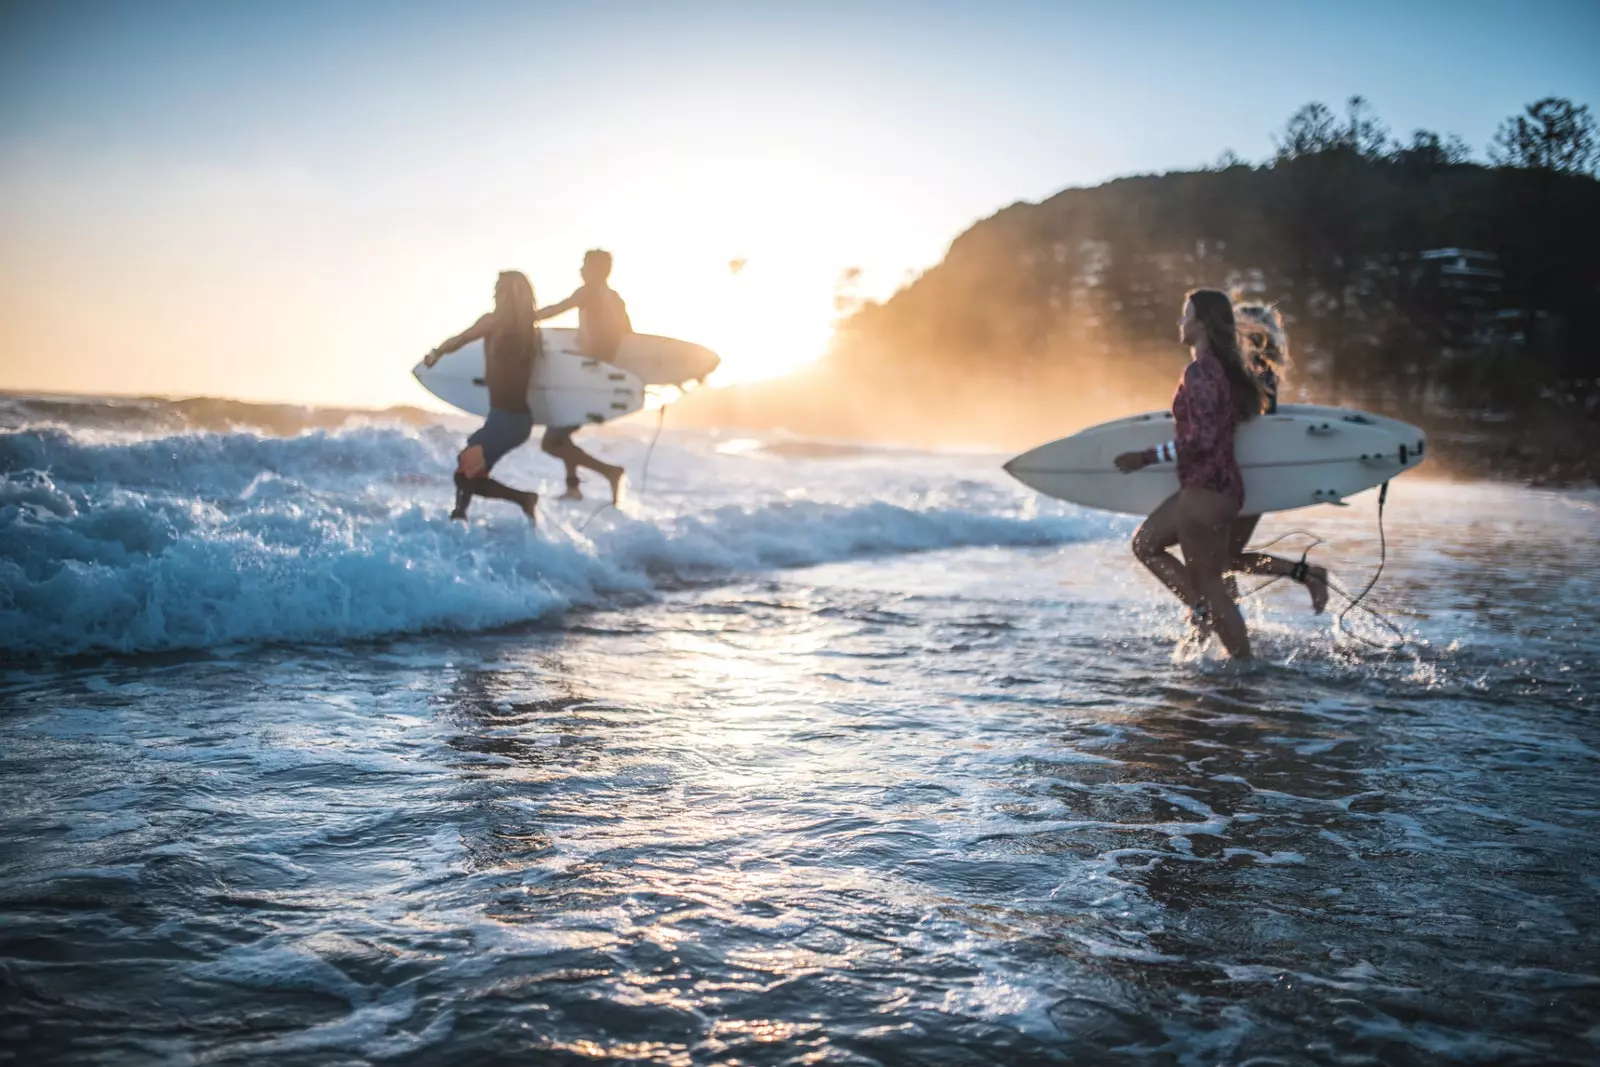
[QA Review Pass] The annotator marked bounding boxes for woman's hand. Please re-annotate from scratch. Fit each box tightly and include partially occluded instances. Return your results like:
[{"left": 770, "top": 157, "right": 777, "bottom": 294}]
[
  {"left": 422, "top": 348, "right": 443, "bottom": 368},
  {"left": 1115, "top": 450, "right": 1151, "bottom": 473}
]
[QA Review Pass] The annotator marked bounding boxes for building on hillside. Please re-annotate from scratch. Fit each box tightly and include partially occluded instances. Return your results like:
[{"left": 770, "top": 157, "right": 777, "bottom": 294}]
[
  {"left": 1406, "top": 248, "right": 1521, "bottom": 357},
  {"left": 1412, "top": 248, "right": 1504, "bottom": 311}
]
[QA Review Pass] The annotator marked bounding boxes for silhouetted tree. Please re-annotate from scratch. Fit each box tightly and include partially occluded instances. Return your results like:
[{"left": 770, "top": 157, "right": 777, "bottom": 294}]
[
  {"left": 1490, "top": 97, "right": 1597, "bottom": 174},
  {"left": 1274, "top": 102, "right": 1339, "bottom": 160},
  {"left": 832, "top": 267, "right": 865, "bottom": 318},
  {"left": 1274, "top": 96, "right": 1390, "bottom": 163},
  {"left": 1393, "top": 129, "right": 1473, "bottom": 169},
  {"left": 1342, "top": 96, "right": 1392, "bottom": 161}
]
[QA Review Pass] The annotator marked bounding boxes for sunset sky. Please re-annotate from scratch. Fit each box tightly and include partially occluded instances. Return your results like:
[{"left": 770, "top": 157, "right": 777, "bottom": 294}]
[{"left": 2, "top": 0, "right": 1597, "bottom": 408}]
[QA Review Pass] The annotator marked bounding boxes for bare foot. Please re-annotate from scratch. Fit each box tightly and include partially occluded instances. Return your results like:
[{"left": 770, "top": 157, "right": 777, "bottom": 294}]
[
  {"left": 559, "top": 486, "right": 583, "bottom": 501},
  {"left": 1306, "top": 565, "right": 1329, "bottom": 614},
  {"left": 605, "top": 466, "right": 625, "bottom": 506},
  {"left": 1223, "top": 574, "right": 1241, "bottom": 602},
  {"left": 520, "top": 492, "right": 539, "bottom": 527}
]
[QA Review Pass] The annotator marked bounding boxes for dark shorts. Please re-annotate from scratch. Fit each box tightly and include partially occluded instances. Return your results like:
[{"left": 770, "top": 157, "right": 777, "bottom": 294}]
[{"left": 466, "top": 409, "right": 534, "bottom": 470}]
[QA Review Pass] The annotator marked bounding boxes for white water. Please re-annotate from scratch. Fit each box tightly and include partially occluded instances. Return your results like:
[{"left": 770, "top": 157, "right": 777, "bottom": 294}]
[{"left": 0, "top": 401, "right": 1118, "bottom": 658}]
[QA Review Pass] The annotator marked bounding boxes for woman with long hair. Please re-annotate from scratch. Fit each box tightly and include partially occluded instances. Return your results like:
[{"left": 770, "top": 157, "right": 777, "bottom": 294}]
[
  {"left": 1224, "top": 303, "right": 1329, "bottom": 611},
  {"left": 1115, "top": 289, "right": 1264, "bottom": 658},
  {"left": 423, "top": 271, "right": 543, "bottom": 523}
]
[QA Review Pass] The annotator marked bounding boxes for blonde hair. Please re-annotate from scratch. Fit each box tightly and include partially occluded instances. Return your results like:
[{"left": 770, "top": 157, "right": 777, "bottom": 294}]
[
  {"left": 493, "top": 270, "right": 543, "bottom": 362},
  {"left": 1234, "top": 302, "right": 1290, "bottom": 375}
]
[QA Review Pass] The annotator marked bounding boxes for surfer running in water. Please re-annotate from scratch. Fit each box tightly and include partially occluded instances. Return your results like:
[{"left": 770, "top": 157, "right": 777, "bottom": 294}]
[
  {"left": 1223, "top": 303, "right": 1329, "bottom": 611},
  {"left": 1115, "top": 289, "right": 1265, "bottom": 659},
  {"left": 533, "top": 249, "right": 629, "bottom": 503},
  {"left": 423, "top": 271, "right": 542, "bottom": 524}
]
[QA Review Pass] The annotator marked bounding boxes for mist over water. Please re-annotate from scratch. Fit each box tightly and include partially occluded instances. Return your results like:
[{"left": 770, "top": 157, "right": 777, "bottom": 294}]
[{"left": 3, "top": 396, "right": 1597, "bottom": 1064}]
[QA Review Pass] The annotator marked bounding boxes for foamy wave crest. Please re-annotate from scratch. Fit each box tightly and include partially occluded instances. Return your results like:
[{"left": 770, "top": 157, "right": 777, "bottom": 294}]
[
  {"left": 1, "top": 423, "right": 1113, "bottom": 658},
  {"left": 0, "top": 393, "right": 449, "bottom": 438}
]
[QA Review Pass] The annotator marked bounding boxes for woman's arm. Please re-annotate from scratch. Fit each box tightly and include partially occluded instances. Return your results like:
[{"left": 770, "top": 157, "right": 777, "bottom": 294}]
[
  {"left": 423, "top": 313, "right": 494, "bottom": 366},
  {"left": 1115, "top": 441, "right": 1174, "bottom": 472}
]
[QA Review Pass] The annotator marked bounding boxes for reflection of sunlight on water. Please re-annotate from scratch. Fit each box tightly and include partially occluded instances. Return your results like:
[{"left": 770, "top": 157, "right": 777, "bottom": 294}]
[{"left": 655, "top": 617, "right": 837, "bottom": 716}]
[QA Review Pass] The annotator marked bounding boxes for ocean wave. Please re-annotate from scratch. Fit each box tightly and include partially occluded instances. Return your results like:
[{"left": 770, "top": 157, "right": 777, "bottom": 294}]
[
  {"left": 0, "top": 392, "right": 449, "bottom": 439},
  {"left": 0, "top": 422, "right": 1111, "bottom": 659}
]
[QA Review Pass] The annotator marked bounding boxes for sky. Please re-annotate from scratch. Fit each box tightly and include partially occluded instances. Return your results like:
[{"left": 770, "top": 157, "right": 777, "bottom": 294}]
[{"left": 2, "top": 0, "right": 1597, "bottom": 408}]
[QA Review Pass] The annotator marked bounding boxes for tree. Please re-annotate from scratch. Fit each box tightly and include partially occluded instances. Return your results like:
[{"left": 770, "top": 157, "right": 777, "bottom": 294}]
[
  {"left": 1490, "top": 97, "right": 1597, "bottom": 174},
  {"left": 1210, "top": 148, "right": 1247, "bottom": 171},
  {"left": 1275, "top": 102, "right": 1339, "bottom": 160},
  {"left": 1342, "top": 95, "right": 1391, "bottom": 161},
  {"left": 1274, "top": 96, "right": 1390, "bottom": 162},
  {"left": 832, "top": 266, "right": 865, "bottom": 317},
  {"left": 1393, "top": 129, "right": 1473, "bottom": 168}
]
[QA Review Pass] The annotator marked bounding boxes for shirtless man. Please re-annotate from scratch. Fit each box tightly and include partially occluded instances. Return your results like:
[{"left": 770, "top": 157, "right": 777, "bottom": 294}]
[{"left": 533, "top": 249, "right": 630, "bottom": 502}]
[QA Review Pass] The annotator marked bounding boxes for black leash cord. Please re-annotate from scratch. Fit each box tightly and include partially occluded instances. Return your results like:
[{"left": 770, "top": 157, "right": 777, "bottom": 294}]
[{"left": 1235, "top": 482, "right": 1409, "bottom": 650}]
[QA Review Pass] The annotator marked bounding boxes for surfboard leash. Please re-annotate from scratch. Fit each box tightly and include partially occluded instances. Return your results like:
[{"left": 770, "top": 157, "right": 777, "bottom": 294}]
[
  {"left": 636, "top": 393, "right": 669, "bottom": 498},
  {"left": 1235, "top": 482, "right": 1410, "bottom": 651},
  {"left": 1329, "top": 481, "right": 1409, "bottom": 651}
]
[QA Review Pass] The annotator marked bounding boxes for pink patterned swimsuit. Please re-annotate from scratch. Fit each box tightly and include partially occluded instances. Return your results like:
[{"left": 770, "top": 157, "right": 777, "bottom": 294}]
[{"left": 1171, "top": 350, "right": 1244, "bottom": 509}]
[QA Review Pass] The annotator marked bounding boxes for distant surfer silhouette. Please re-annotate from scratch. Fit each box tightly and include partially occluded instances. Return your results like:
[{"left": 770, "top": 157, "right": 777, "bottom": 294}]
[
  {"left": 533, "top": 249, "right": 629, "bottom": 503},
  {"left": 423, "top": 271, "right": 541, "bottom": 524}
]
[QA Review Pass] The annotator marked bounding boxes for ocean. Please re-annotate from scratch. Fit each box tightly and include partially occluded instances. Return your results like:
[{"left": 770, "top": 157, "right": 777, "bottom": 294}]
[{"left": 3, "top": 395, "right": 1597, "bottom": 1065}]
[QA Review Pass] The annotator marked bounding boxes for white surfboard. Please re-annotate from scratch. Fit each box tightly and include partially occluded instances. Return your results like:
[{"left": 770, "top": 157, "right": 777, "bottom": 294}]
[
  {"left": 539, "top": 328, "right": 720, "bottom": 386},
  {"left": 1004, "top": 404, "right": 1427, "bottom": 515},
  {"left": 412, "top": 341, "right": 644, "bottom": 425}
]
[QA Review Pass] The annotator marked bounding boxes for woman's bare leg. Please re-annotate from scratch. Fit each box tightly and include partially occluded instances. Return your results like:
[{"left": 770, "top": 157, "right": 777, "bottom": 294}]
[
  {"left": 1178, "top": 489, "right": 1251, "bottom": 659},
  {"left": 1226, "top": 515, "right": 1328, "bottom": 612},
  {"left": 1231, "top": 553, "right": 1329, "bottom": 612},
  {"left": 454, "top": 447, "right": 537, "bottom": 523},
  {"left": 1223, "top": 515, "right": 1260, "bottom": 601},
  {"left": 1132, "top": 493, "right": 1201, "bottom": 608}
]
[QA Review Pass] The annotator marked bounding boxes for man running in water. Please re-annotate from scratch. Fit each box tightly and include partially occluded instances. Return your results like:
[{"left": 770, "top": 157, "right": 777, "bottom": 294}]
[{"left": 533, "top": 249, "right": 629, "bottom": 502}]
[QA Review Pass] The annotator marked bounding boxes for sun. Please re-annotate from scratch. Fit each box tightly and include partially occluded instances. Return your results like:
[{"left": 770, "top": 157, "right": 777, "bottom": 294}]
[
  {"left": 557, "top": 145, "right": 876, "bottom": 389},
  {"left": 613, "top": 254, "right": 838, "bottom": 388},
  {"left": 699, "top": 258, "right": 841, "bottom": 386}
]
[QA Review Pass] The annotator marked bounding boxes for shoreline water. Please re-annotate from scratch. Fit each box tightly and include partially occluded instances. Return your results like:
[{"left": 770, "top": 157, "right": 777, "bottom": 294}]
[
  {"left": 5, "top": 538, "right": 1597, "bottom": 1064},
  {"left": 3, "top": 393, "right": 1598, "bottom": 1062}
]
